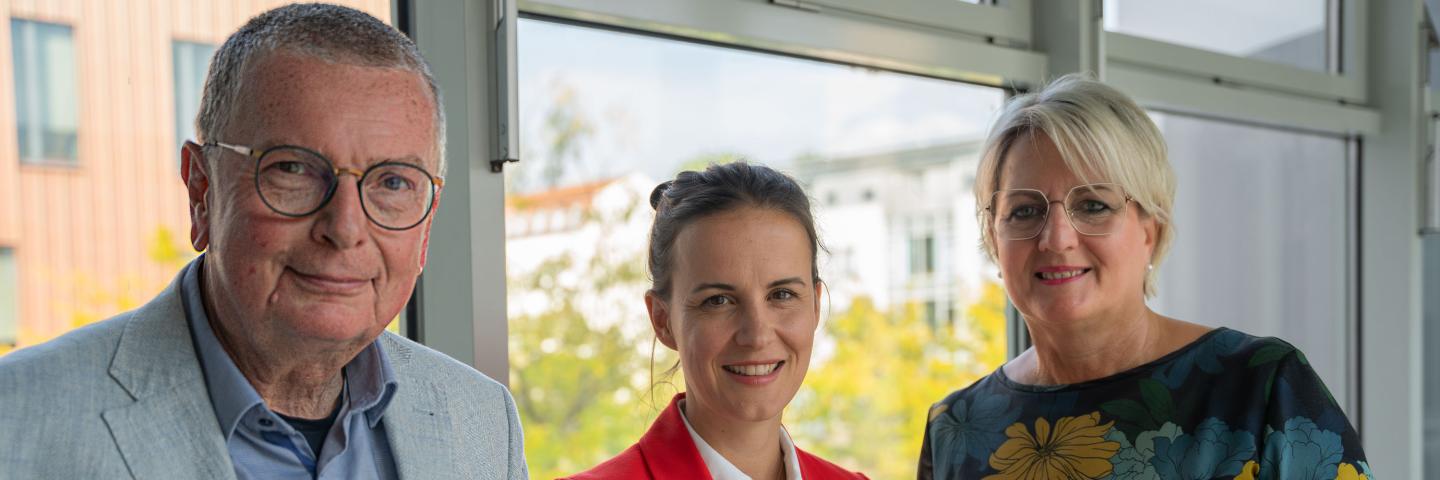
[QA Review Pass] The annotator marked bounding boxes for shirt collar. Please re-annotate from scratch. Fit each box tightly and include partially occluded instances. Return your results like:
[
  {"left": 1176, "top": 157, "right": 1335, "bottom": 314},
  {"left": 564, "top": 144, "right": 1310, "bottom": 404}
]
[
  {"left": 677, "top": 398, "right": 804, "bottom": 480},
  {"left": 181, "top": 255, "right": 400, "bottom": 436}
]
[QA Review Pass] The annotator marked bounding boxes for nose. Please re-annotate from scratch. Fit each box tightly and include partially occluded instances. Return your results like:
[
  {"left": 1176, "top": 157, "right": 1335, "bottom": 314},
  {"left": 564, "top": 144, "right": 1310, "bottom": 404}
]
[
  {"left": 311, "top": 169, "right": 369, "bottom": 250},
  {"left": 733, "top": 302, "right": 777, "bottom": 349},
  {"left": 1037, "top": 200, "right": 1078, "bottom": 253}
]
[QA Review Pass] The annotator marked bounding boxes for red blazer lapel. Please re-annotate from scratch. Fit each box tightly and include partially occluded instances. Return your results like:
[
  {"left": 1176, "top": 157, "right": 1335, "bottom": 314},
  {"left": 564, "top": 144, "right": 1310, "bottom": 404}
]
[{"left": 637, "top": 393, "right": 713, "bottom": 479}]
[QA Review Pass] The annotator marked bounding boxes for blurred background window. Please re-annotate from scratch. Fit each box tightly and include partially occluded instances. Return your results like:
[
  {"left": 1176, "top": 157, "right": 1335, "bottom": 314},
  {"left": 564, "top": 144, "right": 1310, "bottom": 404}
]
[
  {"left": 1104, "top": 0, "right": 1333, "bottom": 72},
  {"left": 1148, "top": 112, "right": 1354, "bottom": 413},
  {"left": 505, "top": 18, "right": 1007, "bottom": 479},
  {"left": 0, "top": 247, "right": 17, "bottom": 352},
  {"left": 172, "top": 40, "right": 215, "bottom": 163},
  {"left": 12, "top": 19, "right": 78, "bottom": 164}
]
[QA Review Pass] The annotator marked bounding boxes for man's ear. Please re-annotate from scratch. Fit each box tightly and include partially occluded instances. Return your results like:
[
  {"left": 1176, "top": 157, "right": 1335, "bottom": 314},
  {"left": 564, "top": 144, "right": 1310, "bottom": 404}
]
[
  {"left": 181, "top": 141, "right": 212, "bottom": 252},
  {"left": 645, "top": 291, "right": 678, "bottom": 351}
]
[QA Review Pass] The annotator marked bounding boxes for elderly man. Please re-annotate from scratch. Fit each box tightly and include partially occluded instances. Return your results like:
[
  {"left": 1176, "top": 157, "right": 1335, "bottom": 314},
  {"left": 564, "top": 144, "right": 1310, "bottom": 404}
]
[{"left": 0, "top": 4, "right": 527, "bottom": 479}]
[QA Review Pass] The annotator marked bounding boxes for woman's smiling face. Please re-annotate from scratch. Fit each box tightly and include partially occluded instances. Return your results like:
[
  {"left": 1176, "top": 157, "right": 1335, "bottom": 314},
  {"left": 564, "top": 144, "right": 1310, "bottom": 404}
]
[
  {"left": 648, "top": 206, "right": 820, "bottom": 424},
  {"left": 993, "top": 133, "right": 1156, "bottom": 327}
]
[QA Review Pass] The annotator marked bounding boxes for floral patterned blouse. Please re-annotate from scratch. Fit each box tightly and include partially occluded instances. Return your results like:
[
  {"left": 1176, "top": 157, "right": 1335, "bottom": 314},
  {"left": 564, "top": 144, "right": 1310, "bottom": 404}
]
[{"left": 917, "top": 328, "right": 1371, "bottom": 480}]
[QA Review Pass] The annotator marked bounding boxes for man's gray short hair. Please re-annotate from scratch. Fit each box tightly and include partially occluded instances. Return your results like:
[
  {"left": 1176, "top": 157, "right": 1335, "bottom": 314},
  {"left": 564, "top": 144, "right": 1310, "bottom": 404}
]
[{"left": 196, "top": 3, "right": 447, "bottom": 176}]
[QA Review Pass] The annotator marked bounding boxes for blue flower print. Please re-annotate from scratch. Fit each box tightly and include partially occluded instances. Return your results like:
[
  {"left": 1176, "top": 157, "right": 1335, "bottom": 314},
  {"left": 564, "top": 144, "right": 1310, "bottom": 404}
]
[
  {"left": 1106, "top": 422, "right": 1181, "bottom": 480},
  {"left": 1260, "top": 417, "right": 1344, "bottom": 480},
  {"left": 1149, "top": 417, "right": 1256, "bottom": 480},
  {"left": 929, "top": 394, "right": 1022, "bottom": 477}
]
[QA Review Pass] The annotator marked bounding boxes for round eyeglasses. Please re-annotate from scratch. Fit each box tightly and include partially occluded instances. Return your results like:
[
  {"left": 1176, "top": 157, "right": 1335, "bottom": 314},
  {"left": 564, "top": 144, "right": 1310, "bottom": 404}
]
[
  {"left": 986, "top": 183, "right": 1132, "bottom": 240},
  {"left": 205, "top": 142, "right": 444, "bottom": 230}
]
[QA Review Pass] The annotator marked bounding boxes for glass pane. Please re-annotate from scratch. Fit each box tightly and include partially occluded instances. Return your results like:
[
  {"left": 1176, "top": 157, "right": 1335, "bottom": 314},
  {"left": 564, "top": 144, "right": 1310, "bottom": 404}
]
[
  {"left": 0, "top": 2, "right": 391, "bottom": 356},
  {"left": 173, "top": 41, "right": 216, "bottom": 163},
  {"left": 11, "top": 19, "right": 79, "bottom": 163},
  {"left": 0, "top": 248, "right": 17, "bottom": 351},
  {"left": 1427, "top": 117, "right": 1440, "bottom": 479},
  {"left": 1147, "top": 112, "right": 1352, "bottom": 414},
  {"left": 1104, "top": 0, "right": 1331, "bottom": 72},
  {"left": 1426, "top": 231, "right": 1440, "bottom": 478},
  {"left": 510, "top": 19, "right": 1006, "bottom": 478}
]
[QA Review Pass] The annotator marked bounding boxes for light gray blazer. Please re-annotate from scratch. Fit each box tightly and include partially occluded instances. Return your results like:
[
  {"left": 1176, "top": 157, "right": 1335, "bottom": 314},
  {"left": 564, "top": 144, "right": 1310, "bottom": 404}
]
[{"left": 0, "top": 270, "right": 529, "bottom": 479}]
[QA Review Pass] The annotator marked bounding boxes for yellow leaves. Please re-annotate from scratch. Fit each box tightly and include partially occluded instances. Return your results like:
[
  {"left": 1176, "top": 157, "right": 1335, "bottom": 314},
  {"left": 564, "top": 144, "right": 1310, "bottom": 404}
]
[{"left": 786, "top": 284, "right": 1010, "bottom": 479}]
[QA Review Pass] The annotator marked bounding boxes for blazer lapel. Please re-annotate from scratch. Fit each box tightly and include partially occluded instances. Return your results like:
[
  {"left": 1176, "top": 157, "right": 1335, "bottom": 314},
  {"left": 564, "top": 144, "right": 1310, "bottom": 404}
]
[
  {"left": 102, "top": 271, "right": 234, "bottom": 479},
  {"left": 638, "top": 394, "right": 713, "bottom": 479},
  {"left": 382, "top": 338, "right": 462, "bottom": 480}
]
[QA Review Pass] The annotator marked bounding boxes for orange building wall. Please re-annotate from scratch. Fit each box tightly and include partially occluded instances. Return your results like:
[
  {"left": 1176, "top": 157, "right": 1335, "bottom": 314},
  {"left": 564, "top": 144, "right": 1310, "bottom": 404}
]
[{"left": 0, "top": 0, "right": 391, "bottom": 349}]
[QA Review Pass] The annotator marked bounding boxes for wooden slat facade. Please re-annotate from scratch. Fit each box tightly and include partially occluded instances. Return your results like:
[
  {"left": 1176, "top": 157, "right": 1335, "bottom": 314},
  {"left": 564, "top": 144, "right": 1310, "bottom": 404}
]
[{"left": 0, "top": 0, "right": 392, "bottom": 349}]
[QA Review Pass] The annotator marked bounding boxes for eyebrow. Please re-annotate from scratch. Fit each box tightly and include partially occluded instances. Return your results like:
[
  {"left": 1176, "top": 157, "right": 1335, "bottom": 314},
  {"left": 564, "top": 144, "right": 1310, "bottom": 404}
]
[
  {"left": 689, "top": 277, "right": 807, "bottom": 294},
  {"left": 256, "top": 141, "right": 429, "bottom": 166}
]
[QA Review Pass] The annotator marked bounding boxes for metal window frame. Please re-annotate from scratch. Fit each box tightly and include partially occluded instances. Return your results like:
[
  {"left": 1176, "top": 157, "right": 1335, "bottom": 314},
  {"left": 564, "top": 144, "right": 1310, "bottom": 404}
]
[
  {"left": 1104, "top": 0, "right": 1367, "bottom": 104},
  {"left": 800, "top": 0, "right": 1032, "bottom": 47},
  {"left": 403, "top": 2, "right": 1426, "bottom": 475},
  {"left": 517, "top": 0, "right": 1047, "bottom": 89}
]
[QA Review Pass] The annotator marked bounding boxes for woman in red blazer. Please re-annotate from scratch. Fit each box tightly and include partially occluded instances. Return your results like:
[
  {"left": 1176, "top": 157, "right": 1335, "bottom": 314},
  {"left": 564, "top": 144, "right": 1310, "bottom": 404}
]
[{"left": 565, "top": 163, "right": 867, "bottom": 480}]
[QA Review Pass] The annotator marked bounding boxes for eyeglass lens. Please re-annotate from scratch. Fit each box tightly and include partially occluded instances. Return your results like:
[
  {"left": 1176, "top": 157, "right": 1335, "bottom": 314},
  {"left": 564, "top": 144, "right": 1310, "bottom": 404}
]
[
  {"left": 992, "top": 184, "right": 1127, "bottom": 240},
  {"left": 255, "top": 146, "right": 436, "bottom": 229}
]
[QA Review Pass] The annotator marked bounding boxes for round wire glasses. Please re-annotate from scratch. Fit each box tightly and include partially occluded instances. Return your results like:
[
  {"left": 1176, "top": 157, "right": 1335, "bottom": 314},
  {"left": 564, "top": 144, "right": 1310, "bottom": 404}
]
[
  {"left": 986, "top": 183, "right": 1132, "bottom": 240},
  {"left": 206, "top": 142, "right": 444, "bottom": 230}
]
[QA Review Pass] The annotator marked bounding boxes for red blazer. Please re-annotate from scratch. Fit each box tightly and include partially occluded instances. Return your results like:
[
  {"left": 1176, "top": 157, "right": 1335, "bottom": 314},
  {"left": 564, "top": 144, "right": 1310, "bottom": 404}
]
[{"left": 563, "top": 393, "right": 868, "bottom": 480}]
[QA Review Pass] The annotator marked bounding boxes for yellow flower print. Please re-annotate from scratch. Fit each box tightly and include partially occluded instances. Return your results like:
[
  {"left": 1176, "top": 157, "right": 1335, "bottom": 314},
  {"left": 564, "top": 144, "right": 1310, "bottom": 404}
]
[
  {"left": 1336, "top": 462, "right": 1368, "bottom": 480},
  {"left": 1234, "top": 460, "right": 1258, "bottom": 480},
  {"left": 984, "top": 412, "right": 1121, "bottom": 480}
]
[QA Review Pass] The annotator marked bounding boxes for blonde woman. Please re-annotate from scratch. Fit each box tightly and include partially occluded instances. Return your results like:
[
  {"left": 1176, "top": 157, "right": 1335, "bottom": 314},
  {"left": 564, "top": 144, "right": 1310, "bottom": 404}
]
[{"left": 918, "top": 75, "right": 1370, "bottom": 480}]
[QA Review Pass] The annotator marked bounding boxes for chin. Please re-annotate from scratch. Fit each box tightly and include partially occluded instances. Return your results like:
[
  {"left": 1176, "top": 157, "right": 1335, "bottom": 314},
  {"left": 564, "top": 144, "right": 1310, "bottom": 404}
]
[
  {"left": 726, "top": 384, "right": 801, "bottom": 421},
  {"left": 1027, "top": 296, "right": 1097, "bottom": 323},
  {"left": 278, "top": 303, "right": 384, "bottom": 343},
  {"left": 721, "top": 396, "right": 788, "bottom": 423}
]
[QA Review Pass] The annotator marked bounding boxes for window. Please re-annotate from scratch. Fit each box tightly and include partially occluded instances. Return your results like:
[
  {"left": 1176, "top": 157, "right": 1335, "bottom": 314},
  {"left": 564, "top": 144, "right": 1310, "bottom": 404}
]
[
  {"left": 909, "top": 234, "right": 935, "bottom": 276},
  {"left": 507, "top": 18, "right": 1005, "bottom": 478},
  {"left": 1147, "top": 112, "right": 1354, "bottom": 413},
  {"left": 11, "top": 19, "right": 79, "bottom": 164},
  {"left": 1419, "top": 42, "right": 1438, "bottom": 477},
  {"left": 0, "top": 248, "right": 16, "bottom": 350},
  {"left": 1427, "top": 231, "right": 1440, "bottom": 478},
  {"left": 1104, "top": 0, "right": 1332, "bottom": 72},
  {"left": 173, "top": 41, "right": 216, "bottom": 158}
]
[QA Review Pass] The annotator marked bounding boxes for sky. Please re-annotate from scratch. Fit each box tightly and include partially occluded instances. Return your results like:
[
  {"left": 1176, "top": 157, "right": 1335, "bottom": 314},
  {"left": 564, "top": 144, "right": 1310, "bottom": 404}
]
[
  {"left": 1104, "top": 0, "right": 1328, "bottom": 59},
  {"left": 514, "top": 19, "right": 1005, "bottom": 192}
]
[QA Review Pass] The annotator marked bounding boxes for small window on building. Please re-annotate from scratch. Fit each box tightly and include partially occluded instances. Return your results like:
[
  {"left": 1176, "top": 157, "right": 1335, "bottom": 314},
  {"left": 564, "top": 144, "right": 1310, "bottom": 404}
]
[
  {"left": 909, "top": 234, "right": 935, "bottom": 276},
  {"left": 0, "top": 248, "right": 17, "bottom": 347},
  {"left": 173, "top": 41, "right": 216, "bottom": 161},
  {"left": 11, "top": 19, "right": 79, "bottom": 164}
]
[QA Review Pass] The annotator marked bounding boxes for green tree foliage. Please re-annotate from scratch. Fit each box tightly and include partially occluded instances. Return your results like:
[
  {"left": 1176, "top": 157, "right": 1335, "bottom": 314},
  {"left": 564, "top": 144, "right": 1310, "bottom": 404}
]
[
  {"left": 508, "top": 251, "right": 680, "bottom": 479},
  {"left": 787, "top": 283, "right": 1008, "bottom": 478}
]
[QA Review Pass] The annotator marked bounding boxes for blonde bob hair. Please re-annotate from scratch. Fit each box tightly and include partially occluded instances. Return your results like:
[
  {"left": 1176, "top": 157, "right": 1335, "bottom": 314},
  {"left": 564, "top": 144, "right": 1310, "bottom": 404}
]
[{"left": 974, "top": 74, "right": 1176, "bottom": 297}]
